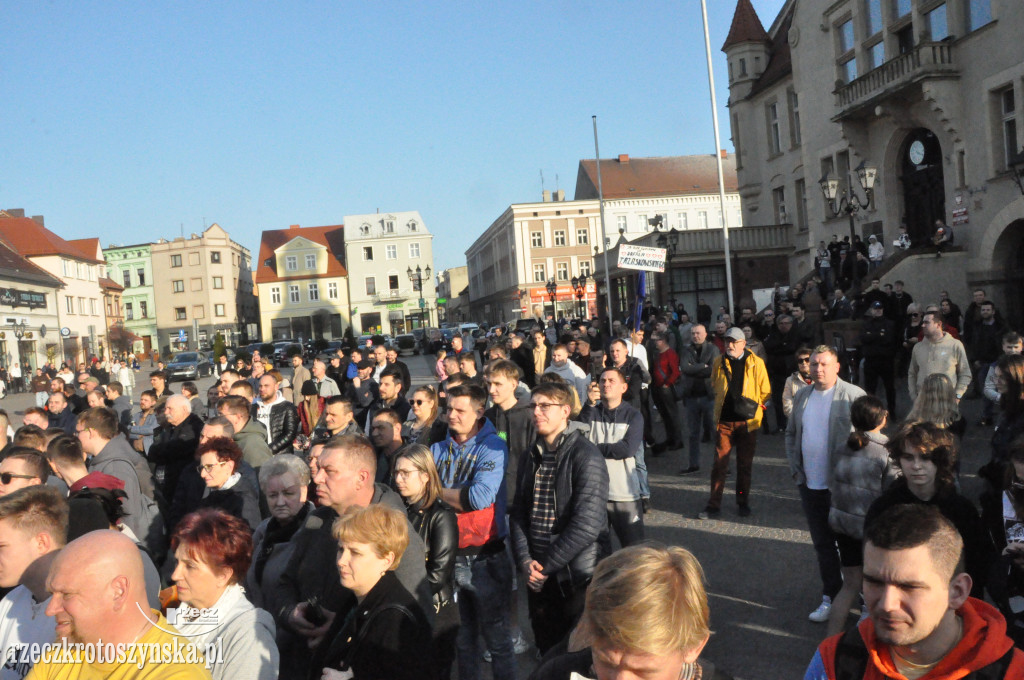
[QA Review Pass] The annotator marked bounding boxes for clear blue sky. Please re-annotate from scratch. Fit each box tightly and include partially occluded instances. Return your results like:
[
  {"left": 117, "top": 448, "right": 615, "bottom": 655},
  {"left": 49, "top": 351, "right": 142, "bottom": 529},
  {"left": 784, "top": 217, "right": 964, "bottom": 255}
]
[{"left": 2, "top": 0, "right": 787, "bottom": 274}]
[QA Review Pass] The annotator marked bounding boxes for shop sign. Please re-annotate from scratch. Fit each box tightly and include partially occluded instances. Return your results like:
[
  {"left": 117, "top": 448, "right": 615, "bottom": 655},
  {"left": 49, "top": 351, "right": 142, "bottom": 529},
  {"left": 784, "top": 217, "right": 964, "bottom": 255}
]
[{"left": 0, "top": 288, "right": 47, "bottom": 310}]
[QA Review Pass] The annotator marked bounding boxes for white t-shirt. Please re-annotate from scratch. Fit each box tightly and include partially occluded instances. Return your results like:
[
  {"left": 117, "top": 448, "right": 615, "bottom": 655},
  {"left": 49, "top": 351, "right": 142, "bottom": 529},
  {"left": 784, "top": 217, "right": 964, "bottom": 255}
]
[
  {"left": 0, "top": 585, "right": 54, "bottom": 679},
  {"left": 801, "top": 386, "right": 835, "bottom": 490}
]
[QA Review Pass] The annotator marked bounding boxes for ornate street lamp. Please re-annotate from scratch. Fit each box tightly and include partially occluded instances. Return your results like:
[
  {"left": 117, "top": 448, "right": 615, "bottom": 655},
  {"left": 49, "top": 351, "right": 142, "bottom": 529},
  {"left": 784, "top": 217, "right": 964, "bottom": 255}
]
[
  {"left": 11, "top": 319, "right": 27, "bottom": 342},
  {"left": 406, "top": 264, "right": 432, "bottom": 330},
  {"left": 655, "top": 228, "right": 680, "bottom": 311},
  {"left": 571, "top": 274, "right": 588, "bottom": 318},
  {"left": 546, "top": 278, "right": 558, "bottom": 320},
  {"left": 1008, "top": 147, "right": 1024, "bottom": 196},
  {"left": 819, "top": 160, "right": 877, "bottom": 244}
]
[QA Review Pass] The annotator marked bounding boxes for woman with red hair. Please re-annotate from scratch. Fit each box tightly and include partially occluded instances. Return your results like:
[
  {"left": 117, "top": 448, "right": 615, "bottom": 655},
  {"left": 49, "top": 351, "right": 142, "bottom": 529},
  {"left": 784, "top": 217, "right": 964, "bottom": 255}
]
[
  {"left": 170, "top": 508, "right": 278, "bottom": 680},
  {"left": 196, "top": 436, "right": 262, "bottom": 529}
]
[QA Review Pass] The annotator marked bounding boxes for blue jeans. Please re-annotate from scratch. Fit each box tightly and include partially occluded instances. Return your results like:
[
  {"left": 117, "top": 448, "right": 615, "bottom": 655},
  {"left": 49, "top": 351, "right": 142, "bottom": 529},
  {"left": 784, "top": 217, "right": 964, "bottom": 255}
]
[
  {"left": 685, "top": 395, "right": 715, "bottom": 469},
  {"left": 634, "top": 444, "right": 649, "bottom": 499},
  {"left": 35, "top": 391, "right": 48, "bottom": 408},
  {"left": 454, "top": 550, "right": 516, "bottom": 680}
]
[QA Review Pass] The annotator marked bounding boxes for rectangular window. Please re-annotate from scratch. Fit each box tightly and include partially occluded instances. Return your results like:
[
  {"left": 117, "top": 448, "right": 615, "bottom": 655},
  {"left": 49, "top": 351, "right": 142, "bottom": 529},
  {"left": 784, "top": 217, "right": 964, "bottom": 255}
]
[
  {"left": 967, "top": 0, "right": 992, "bottom": 31},
  {"left": 698, "top": 211, "right": 709, "bottom": 229},
  {"left": 795, "top": 179, "right": 808, "bottom": 232},
  {"left": 215, "top": 303, "right": 225, "bottom": 317},
  {"left": 192, "top": 305, "right": 204, "bottom": 319},
  {"left": 928, "top": 4, "right": 948, "bottom": 40},
  {"left": 553, "top": 230, "right": 566, "bottom": 246},
  {"left": 839, "top": 19, "right": 855, "bottom": 53},
  {"left": 328, "top": 282, "right": 338, "bottom": 299},
  {"left": 140, "top": 301, "right": 148, "bottom": 318},
  {"left": 842, "top": 57, "right": 857, "bottom": 83},
  {"left": 125, "top": 302, "right": 133, "bottom": 320},
  {"left": 285, "top": 255, "right": 297, "bottom": 271},
  {"left": 788, "top": 90, "right": 801, "bottom": 147},
  {"left": 122, "top": 270, "right": 131, "bottom": 288},
  {"left": 271, "top": 287, "right": 281, "bottom": 304},
  {"left": 365, "top": 277, "right": 376, "bottom": 296},
  {"left": 865, "top": 0, "right": 883, "bottom": 35},
  {"left": 213, "top": 276, "right": 223, "bottom": 289},
  {"left": 869, "top": 42, "right": 885, "bottom": 70},
  {"left": 171, "top": 254, "right": 182, "bottom": 267},
  {"left": 556, "top": 262, "right": 569, "bottom": 281},
  {"left": 175, "top": 307, "right": 186, "bottom": 321},
  {"left": 190, "top": 278, "right": 202, "bottom": 292},
  {"left": 62, "top": 260, "right": 71, "bottom": 277},
  {"left": 678, "top": 213, "right": 688, "bottom": 229},
  {"left": 137, "top": 269, "right": 145, "bottom": 286},
  {"left": 896, "top": 24, "right": 914, "bottom": 54},
  {"left": 579, "top": 260, "right": 591, "bottom": 277},
  {"left": 616, "top": 216, "right": 626, "bottom": 232},
  {"left": 363, "top": 246, "right": 373, "bottom": 261},
  {"left": 386, "top": 245, "right": 397, "bottom": 260},
  {"left": 211, "top": 251, "right": 221, "bottom": 264},
  {"left": 732, "top": 113, "right": 743, "bottom": 168},
  {"left": 409, "top": 242, "right": 420, "bottom": 258},
  {"left": 638, "top": 215, "right": 648, "bottom": 230},
  {"left": 1002, "top": 86, "right": 1018, "bottom": 168},
  {"left": 172, "top": 280, "right": 184, "bottom": 293},
  {"left": 305, "top": 254, "right": 316, "bottom": 269},
  {"left": 65, "top": 296, "right": 74, "bottom": 314},
  {"left": 767, "top": 102, "right": 781, "bottom": 154},
  {"left": 309, "top": 283, "right": 319, "bottom": 301},
  {"left": 531, "top": 232, "right": 543, "bottom": 247},
  {"left": 288, "top": 285, "right": 300, "bottom": 303},
  {"left": 533, "top": 264, "right": 546, "bottom": 282},
  {"left": 821, "top": 156, "right": 836, "bottom": 217},
  {"left": 576, "top": 228, "right": 588, "bottom": 245},
  {"left": 388, "top": 274, "right": 399, "bottom": 290},
  {"left": 895, "top": 0, "right": 911, "bottom": 17}
]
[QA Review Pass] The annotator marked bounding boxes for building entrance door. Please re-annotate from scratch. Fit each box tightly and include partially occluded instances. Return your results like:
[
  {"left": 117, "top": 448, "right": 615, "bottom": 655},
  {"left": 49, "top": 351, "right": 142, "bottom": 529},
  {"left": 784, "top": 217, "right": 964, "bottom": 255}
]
[{"left": 900, "top": 128, "right": 946, "bottom": 244}]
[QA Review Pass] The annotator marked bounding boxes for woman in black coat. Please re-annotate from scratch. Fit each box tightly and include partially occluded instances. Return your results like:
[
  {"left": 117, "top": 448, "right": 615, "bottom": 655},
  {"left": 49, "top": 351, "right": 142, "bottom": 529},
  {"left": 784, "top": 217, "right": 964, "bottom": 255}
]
[
  {"left": 195, "top": 436, "right": 263, "bottom": 530},
  {"left": 865, "top": 421, "right": 994, "bottom": 597},
  {"left": 311, "top": 505, "right": 434, "bottom": 680},
  {"left": 393, "top": 445, "right": 459, "bottom": 680}
]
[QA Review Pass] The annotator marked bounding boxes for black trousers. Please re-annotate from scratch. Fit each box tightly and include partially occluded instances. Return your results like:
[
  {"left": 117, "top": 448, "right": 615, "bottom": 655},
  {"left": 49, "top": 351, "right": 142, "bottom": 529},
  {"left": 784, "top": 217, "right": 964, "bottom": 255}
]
[
  {"left": 527, "top": 576, "right": 588, "bottom": 655},
  {"left": 651, "top": 385, "right": 682, "bottom": 445},
  {"left": 862, "top": 356, "right": 896, "bottom": 417}
]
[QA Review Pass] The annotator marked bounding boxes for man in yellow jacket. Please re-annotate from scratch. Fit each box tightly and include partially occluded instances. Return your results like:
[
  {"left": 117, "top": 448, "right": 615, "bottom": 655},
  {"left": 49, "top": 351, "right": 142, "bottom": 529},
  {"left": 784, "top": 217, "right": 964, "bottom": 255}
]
[{"left": 698, "top": 327, "right": 771, "bottom": 519}]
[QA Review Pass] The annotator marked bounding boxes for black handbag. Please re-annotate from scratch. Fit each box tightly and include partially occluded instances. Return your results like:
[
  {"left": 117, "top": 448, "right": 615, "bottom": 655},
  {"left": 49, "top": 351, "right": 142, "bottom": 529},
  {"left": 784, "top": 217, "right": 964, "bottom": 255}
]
[{"left": 722, "top": 355, "right": 760, "bottom": 420}]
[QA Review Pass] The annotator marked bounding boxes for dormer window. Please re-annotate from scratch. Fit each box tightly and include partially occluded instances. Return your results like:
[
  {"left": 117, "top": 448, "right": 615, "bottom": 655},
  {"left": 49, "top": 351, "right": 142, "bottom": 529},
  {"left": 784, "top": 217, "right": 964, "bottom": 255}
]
[
  {"left": 360, "top": 224, "right": 370, "bottom": 236},
  {"left": 385, "top": 220, "right": 395, "bottom": 233},
  {"left": 407, "top": 220, "right": 418, "bottom": 232},
  {"left": 305, "top": 254, "right": 316, "bottom": 269}
]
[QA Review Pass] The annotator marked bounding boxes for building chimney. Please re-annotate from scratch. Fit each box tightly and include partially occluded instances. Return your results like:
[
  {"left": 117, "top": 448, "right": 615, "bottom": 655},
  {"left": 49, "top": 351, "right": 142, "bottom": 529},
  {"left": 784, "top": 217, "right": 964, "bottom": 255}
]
[
  {"left": 720, "top": 149, "right": 728, "bottom": 159},
  {"left": 618, "top": 154, "right": 629, "bottom": 164},
  {"left": 31, "top": 215, "right": 44, "bottom": 226},
  {"left": 4, "top": 209, "right": 25, "bottom": 218},
  {"left": 554, "top": 189, "right": 565, "bottom": 201},
  {"left": 289, "top": 224, "right": 300, "bottom": 230},
  {"left": 542, "top": 190, "right": 552, "bottom": 202}
]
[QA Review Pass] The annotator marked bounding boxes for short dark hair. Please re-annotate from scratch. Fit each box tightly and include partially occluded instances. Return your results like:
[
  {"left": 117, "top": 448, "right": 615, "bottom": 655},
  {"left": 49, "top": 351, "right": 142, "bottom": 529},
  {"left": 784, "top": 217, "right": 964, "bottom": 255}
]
[
  {"left": 217, "top": 395, "right": 252, "bottom": 418},
  {"left": 150, "top": 371, "right": 166, "bottom": 380},
  {"left": 0, "top": 485, "right": 68, "bottom": 546},
  {"left": 446, "top": 383, "right": 487, "bottom": 409},
  {"left": 379, "top": 366, "right": 404, "bottom": 388},
  {"left": 886, "top": 421, "right": 958, "bottom": 490},
  {"left": 77, "top": 407, "right": 120, "bottom": 440},
  {"left": 600, "top": 366, "right": 628, "bottom": 383},
  {"left": 1003, "top": 332, "right": 1022, "bottom": 346},
  {"left": 3, "top": 448, "right": 49, "bottom": 484},
  {"left": 106, "top": 382, "right": 123, "bottom": 396},
  {"left": 181, "top": 381, "right": 199, "bottom": 397},
  {"left": 324, "top": 395, "right": 354, "bottom": 412},
  {"left": 45, "top": 434, "right": 86, "bottom": 469},
  {"left": 372, "top": 408, "right": 403, "bottom": 428},
  {"left": 864, "top": 504, "right": 963, "bottom": 580},
  {"left": 12, "top": 425, "right": 46, "bottom": 452}
]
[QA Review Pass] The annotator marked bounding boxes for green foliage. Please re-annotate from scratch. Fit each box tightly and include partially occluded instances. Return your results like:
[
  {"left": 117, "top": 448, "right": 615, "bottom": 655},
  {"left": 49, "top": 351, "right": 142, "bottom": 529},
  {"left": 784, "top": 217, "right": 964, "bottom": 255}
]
[{"left": 213, "top": 333, "right": 227, "bottom": 359}]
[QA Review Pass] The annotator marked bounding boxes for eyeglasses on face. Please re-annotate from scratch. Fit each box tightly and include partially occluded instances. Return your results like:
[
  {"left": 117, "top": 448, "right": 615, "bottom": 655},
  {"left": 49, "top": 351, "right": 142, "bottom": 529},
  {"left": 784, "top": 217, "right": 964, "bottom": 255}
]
[
  {"left": 197, "top": 461, "right": 229, "bottom": 474},
  {"left": 797, "top": 358, "right": 811, "bottom": 364},
  {"left": 411, "top": 399, "right": 429, "bottom": 406},
  {"left": 530, "top": 402, "right": 563, "bottom": 412},
  {"left": 0, "top": 472, "right": 37, "bottom": 485}
]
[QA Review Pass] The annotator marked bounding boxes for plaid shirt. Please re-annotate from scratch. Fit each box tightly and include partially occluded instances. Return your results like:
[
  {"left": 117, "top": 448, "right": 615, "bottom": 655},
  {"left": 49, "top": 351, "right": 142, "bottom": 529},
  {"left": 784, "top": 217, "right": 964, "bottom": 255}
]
[{"left": 528, "top": 446, "right": 558, "bottom": 560}]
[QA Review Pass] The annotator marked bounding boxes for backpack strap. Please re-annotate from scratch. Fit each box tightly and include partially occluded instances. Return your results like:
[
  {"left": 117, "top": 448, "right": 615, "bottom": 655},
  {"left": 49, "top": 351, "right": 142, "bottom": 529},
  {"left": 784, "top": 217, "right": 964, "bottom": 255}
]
[
  {"left": 832, "top": 627, "right": 868, "bottom": 680},
  {"left": 967, "top": 646, "right": 1015, "bottom": 680}
]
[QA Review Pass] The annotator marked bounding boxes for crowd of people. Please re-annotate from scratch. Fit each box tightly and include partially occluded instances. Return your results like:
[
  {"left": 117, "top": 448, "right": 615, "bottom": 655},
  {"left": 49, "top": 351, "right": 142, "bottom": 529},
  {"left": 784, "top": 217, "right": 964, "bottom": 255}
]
[{"left": 0, "top": 282, "right": 1023, "bottom": 679}]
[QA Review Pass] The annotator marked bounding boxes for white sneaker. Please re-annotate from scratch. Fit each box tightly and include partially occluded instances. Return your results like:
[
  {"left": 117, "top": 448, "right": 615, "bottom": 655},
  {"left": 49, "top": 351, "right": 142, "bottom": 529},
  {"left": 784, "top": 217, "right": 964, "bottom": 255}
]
[{"left": 808, "top": 596, "right": 832, "bottom": 623}]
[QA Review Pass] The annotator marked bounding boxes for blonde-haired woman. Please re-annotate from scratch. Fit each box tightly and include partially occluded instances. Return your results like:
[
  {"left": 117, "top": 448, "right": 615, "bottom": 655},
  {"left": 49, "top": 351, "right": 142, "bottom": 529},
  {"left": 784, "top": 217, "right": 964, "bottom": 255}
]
[
  {"left": 312, "top": 504, "right": 435, "bottom": 680},
  {"left": 906, "top": 373, "right": 966, "bottom": 440},
  {"left": 532, "top": 543, "right": 728, "bottom": 679},
  {"left": 393, "top": 444, "right": 458, "bottom": 679}
]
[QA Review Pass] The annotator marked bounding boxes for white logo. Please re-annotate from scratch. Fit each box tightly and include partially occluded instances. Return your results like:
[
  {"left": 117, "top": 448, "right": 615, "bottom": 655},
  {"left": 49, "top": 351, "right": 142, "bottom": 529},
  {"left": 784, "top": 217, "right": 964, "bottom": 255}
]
[{"left": 138, "top": 603, "right": 221, "bottom": 637}]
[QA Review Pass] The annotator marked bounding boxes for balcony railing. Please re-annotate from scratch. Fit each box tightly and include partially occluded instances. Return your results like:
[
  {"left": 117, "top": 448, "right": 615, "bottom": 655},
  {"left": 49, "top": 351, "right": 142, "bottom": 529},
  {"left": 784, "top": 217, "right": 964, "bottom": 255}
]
[
  {"left": 372, "top": 289, "right": 411, "bottom": 304},
  {"left": 834, "top": 42, "right": 957, "bottom": 118},
  {"left": 669, "top": 224, "right": 793, "bottom": 257}
]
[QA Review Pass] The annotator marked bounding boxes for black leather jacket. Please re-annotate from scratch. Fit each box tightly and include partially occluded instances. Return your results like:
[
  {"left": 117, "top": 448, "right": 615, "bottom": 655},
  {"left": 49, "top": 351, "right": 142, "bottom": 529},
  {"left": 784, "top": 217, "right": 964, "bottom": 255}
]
[
  {"left": 509, "top": 422, "right": 609, "bottom": 589},
  {"left": 406, "top": 498, "right": 458, "bottom": 609},
  {"left": 251, "top": 399, "right": 300, "bottom": 455}
]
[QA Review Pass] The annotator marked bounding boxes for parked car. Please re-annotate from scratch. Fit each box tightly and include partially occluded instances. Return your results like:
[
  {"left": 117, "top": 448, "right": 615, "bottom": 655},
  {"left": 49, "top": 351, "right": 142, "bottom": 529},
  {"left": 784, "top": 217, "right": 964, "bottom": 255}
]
[
  {"left": 273, "top": 342, "right": 303, "bottom": 366},
  {"left": 164, "top": 351, "right": 213, "bottom": 382},
  {"left": 395, "top": 333, "right": 417, "bottom": 356}
]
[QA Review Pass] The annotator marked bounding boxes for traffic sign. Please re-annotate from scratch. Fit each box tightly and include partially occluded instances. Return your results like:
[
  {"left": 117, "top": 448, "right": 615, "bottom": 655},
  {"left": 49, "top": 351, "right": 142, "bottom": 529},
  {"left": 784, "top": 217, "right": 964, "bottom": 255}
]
[
  {"left": 60, "top": 327, "right": 70, "bottom": 338},
  {"left": 418, "top": 298, "right": 426, "bottom": 309},
  {"left": 178, "top": 330, "right": 187, "bottom": 341},
  {"left": 437, "top": 297, "right": 447, "bottom": 304}
]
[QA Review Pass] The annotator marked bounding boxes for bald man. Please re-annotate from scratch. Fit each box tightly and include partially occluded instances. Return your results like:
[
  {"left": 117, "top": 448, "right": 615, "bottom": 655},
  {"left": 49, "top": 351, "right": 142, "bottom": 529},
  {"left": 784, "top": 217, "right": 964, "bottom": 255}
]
[{"left": 30, "top": 530, "right": 211, "bottom": 678}]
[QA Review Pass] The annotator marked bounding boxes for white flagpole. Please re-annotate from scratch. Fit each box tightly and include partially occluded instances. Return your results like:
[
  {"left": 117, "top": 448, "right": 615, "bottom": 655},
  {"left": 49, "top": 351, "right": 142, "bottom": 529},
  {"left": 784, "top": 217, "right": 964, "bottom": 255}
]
[
  {"left": 700, "top": 0, "right": 736, "bottom": 315},
  {"left": 592, "top": 115, "right": 615, "bottom": 325}
]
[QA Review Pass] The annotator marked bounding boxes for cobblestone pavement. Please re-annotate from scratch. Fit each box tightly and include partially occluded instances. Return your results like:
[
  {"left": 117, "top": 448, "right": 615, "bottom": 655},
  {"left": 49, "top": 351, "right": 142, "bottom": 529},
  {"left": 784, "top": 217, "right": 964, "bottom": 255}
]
[{"left": 3, "top": 354, "right": 996, "bottom": 680}]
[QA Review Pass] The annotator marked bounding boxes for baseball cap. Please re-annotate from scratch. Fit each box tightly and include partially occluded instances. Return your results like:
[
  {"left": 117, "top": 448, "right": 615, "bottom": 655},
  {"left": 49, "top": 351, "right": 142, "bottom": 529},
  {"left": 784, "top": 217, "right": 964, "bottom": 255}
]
[
  {"left": 724, "top": 327, "right": 745, "bottom": 342},
  {"left": 870, "top": 301, "right": 884, "bottom": 309}
]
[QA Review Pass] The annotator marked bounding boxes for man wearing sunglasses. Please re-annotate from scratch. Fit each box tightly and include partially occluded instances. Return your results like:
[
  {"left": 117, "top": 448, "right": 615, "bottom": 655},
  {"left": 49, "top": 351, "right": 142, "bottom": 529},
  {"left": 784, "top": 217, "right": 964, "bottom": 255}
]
[{"left": 0, "top": 449, "right": 47, "bottom": 496}]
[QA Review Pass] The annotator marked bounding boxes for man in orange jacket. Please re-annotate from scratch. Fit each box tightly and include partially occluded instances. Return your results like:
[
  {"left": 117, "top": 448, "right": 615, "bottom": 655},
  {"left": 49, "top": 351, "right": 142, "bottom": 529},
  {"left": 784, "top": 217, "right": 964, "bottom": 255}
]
[{"left": 804, "top": 504, "right": 1024, "bottom": 679}]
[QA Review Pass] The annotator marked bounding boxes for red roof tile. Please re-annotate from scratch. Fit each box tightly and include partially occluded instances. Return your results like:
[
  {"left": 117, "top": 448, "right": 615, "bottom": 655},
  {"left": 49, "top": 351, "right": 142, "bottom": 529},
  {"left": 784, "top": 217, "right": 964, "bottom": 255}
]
[
  {"left": 67, "top": 237, "right": 102, "bottom": 261},
  {"left": 722, "top": 0, "right": 769, "bottom": 50},
  {"left": 0, "top": 217, "right": 103, "bottom": 264},
  {"left": 98, "top": 276, "right": 124, "bottom": 292},
  {"left": 0, "top": 238, "right": 64, "bottom": 288},
  {"left": 575, "top": 154, "right": 738, "bottom": 200},
  {"left": 254, "top": 224, "right": 348, "bottom": 284}
]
